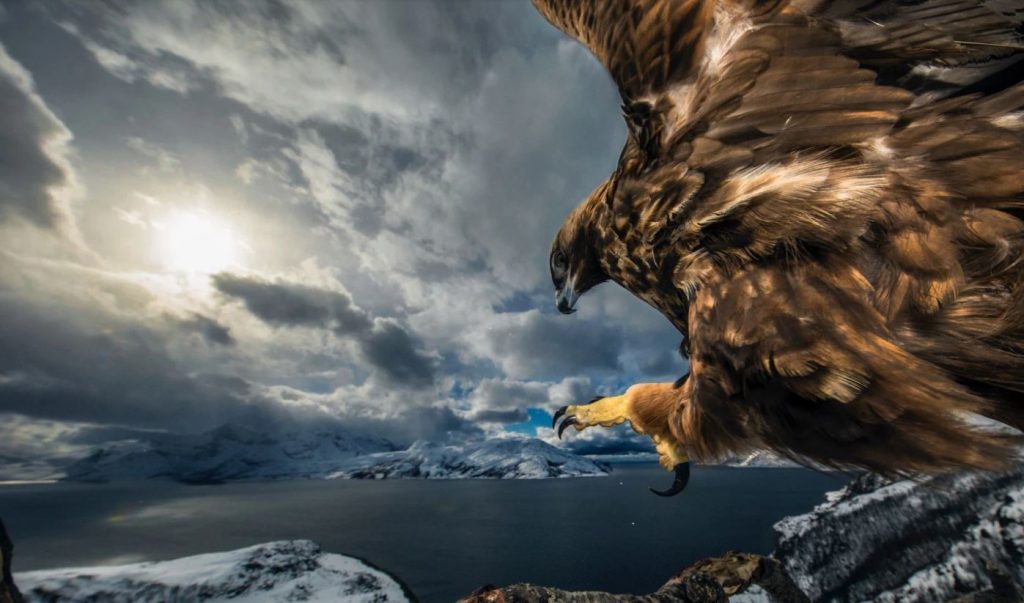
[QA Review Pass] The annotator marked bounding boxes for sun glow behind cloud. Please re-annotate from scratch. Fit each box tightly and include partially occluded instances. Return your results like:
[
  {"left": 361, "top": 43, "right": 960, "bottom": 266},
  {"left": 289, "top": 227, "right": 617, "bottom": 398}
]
[
  {"left": 0, "top": 0, "right": 676, "bottom": 462},
  {"left": 157, "top": 210, "right": 243, "bottom": 274}
]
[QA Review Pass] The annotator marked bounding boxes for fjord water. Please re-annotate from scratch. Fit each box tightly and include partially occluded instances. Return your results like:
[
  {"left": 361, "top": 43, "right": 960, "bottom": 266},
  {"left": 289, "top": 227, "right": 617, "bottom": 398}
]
[{"left": 0, "top": 464, "right": 843, "bottom": 602}]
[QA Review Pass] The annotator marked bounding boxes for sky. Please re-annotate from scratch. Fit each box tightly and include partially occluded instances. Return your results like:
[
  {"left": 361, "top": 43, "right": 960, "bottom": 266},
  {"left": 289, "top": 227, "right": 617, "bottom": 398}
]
[{"left": 0, "top": 0, "right": 690, "bottom": 475}]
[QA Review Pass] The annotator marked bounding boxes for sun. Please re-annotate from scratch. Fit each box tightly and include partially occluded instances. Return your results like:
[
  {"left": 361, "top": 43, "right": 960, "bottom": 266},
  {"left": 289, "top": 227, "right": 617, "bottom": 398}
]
[{"left": 158, "top": 210, "right": 241, "bottom": 274}]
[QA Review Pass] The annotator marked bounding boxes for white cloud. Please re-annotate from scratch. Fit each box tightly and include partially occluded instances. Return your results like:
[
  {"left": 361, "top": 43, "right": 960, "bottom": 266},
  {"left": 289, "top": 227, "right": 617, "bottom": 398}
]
[
  {"left": 0, "top": 42, "right": 85, "bottom": 243},
  {"left": 0, "top": 1, "right": 691, "bottom": 461}
]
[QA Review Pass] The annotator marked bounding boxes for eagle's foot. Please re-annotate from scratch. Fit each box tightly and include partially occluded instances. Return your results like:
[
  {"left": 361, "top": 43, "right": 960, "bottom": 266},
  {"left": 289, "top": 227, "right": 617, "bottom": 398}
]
[
  {"left": 552, "top": 394, "right": 634, "bottom": 439},
  {"left": 554, "top": 382, "right": 692, "bottom": 497},
  {"left": 649, "top": 434, "right": 690, "bottom": 497}
]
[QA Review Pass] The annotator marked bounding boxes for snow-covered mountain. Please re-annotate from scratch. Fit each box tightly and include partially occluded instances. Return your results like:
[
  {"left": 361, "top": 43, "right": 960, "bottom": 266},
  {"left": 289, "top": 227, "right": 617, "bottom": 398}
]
[
  {"left": 331, "top": 438, "right": 611, "bottom": 479},
  {"left": 64, "top": 424, "right": 397, "bottom": 483},
  {"left": 774, "top": 465, "right": 1024, "bottom": 602},
  {"left": 14, "top": 540, "right": 411, "bottom": 603},
  {"left": 64, "top": 427, "right": 609, "bottom": 482},
  {"left": 720, "top": 450, "right": 801, "bottom": 468}
]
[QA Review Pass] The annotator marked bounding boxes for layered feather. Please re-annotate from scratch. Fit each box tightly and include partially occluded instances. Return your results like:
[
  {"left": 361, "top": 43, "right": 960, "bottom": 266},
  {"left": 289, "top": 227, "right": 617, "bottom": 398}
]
[{"left": 539, "top": 0, "right": 1024, "bottom": 474}]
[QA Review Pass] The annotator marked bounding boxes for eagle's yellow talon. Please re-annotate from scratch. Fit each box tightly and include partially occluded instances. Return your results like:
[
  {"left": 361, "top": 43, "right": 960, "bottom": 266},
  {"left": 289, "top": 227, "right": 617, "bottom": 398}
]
[
  {"left": 552, "top": 383, "right": 694, "bottom": 497},
  {"left": 552, "top": 394, "right": 634, "bottom": 439}
]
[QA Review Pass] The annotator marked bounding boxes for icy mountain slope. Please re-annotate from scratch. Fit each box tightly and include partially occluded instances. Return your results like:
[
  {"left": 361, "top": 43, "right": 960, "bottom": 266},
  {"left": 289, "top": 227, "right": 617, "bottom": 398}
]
[
  {"left": 331, "top": 438, "right": 611, "bottom": 479},
  {"left": 14, "top": 540, "right": 411, "bottom": 603},
  {"left": 65, "top": 427, "right": 609, "bottom": 482}
]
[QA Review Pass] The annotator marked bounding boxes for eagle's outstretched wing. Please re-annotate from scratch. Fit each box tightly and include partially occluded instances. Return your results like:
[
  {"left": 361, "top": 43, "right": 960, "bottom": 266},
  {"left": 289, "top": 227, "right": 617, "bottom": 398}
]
[
  {"left": 538, "top": 0, "right": 1024, "bottom": 472},
  {"left": 533, "top": 0, "right": 1024, "bottom": 101},
  {"left": 530, "top": 0, "right": 718, "bottom": 101}
]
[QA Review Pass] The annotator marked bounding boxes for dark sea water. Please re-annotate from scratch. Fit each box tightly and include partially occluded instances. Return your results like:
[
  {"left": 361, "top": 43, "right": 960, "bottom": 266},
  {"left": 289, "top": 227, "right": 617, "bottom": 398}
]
[{"left": 0, "top": 464, "right": 845, "bottom": 602}]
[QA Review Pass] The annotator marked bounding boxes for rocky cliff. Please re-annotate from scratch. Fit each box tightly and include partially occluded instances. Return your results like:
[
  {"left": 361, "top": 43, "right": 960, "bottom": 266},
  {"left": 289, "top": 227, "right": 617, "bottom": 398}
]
[
  {"left": 775, "top": 467, "right": 1024, "bottom": 602},
  {"left": 462, "top": 465, "right": 1024, "bottom": 602},
  {"left": 0, "top": 520, "right": 23, "bottom": 603}
]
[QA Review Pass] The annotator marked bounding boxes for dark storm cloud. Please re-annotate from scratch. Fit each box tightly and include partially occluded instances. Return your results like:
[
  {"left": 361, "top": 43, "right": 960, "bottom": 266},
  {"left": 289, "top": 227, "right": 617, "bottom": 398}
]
[
  {"left": 464, "top": 377, "right": 549, "bottom": 424},
  {"left": 0, "top": 43, "right": 78, "bottom": 230},
  {"left": 213, "top": 273, "right": 437, "bottom": 386},
  {"left": 0, "top": 296, "right": 288, "bottom": 430},
  {"left": 481, "top": 310, "right": 623, "bottom": 380},
  {"left": 212, "top": 273, "right": 372, "bottom": 334},
  {"left": 171, "top": 313, "right": 235, "bottom": 346},
  {"left": 360, "top": 319, "right": 437, "bottom": 387}
]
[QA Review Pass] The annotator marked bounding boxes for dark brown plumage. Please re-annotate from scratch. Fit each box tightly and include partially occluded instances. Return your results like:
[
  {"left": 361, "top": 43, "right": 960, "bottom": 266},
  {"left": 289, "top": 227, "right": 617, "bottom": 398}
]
[{"left": 541, "top": 0, "right": 1024, "bottom": 483}]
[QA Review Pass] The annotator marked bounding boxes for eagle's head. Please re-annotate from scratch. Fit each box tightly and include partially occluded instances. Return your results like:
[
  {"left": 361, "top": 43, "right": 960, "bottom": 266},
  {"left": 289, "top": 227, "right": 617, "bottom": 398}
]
[
  {"left": 550, "top": 182, "right": 610, "bottom": 314},
  {"left": 550, "top": 99, "right": 664, "bottom": 315}
]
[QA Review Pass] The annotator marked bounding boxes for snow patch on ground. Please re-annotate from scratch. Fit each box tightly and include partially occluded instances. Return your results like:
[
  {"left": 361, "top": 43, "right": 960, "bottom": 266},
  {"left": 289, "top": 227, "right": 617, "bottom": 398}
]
[
  {"left": 15, "top": 540, "right": 411, "bottom": 603},
  {"left": 774, "top": 466, "right": 1024, "bottom": 602}
]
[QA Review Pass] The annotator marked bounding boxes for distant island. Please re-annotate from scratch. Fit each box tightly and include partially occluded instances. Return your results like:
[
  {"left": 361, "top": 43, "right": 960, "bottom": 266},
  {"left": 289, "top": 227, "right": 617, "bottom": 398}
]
[{"left": 63, "top": 424, "right": 610, "bottom": 483}]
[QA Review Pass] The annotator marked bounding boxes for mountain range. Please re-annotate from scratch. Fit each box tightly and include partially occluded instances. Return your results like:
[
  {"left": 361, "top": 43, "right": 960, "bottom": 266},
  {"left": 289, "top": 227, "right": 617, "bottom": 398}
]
[{"left": 64, "top": 425, "right": 610, "bottom": 482}]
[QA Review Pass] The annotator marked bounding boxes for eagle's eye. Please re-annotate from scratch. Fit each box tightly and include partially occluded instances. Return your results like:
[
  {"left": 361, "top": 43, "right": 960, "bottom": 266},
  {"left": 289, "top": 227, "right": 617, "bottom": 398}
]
[{"left": 551, "top": 250, "right": 568, "bottom": 276}]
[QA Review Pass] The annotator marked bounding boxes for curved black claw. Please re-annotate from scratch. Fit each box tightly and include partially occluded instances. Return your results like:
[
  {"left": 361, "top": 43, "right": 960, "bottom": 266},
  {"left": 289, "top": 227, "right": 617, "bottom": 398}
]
[
  {"left": 649, "top": 461, "right": 691, "bottom": 497},
  {"left": 551, "top": 406, "right": 568, "bottom": 429},
  {"left": 557, "top": 416, "right": 578, "bottom": 439}
]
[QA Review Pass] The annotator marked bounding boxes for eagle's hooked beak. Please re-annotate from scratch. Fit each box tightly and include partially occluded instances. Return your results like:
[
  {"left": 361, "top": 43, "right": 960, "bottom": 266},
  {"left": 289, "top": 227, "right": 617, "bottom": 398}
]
[{"left": 555, "top": 274, "right": 579, "bottom": 314}]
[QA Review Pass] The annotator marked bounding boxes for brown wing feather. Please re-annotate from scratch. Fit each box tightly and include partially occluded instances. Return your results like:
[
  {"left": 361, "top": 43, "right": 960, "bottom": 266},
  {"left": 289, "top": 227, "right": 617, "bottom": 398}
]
[
  {"left": 802, "top": 0, "right": 1024, "bottom": 94},
  {"left": 538, "top": 0, "right": 1024, "bottom": 473},
  {"left": 681, "top": 260, "right": 1019, "bottom": 473},
  {"left": 530, "top": 0, "right": 719, "bottom": 100}
]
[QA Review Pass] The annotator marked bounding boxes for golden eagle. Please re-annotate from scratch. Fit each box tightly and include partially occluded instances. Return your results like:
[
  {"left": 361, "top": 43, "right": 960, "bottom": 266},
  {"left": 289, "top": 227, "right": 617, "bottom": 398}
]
[{"left": 539, "top": 0, "right": 1024, "bottom": 495}]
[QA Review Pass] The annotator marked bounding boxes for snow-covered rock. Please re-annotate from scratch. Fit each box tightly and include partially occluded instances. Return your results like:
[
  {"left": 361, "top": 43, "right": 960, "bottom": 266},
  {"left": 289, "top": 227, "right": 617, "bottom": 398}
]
[
  {"left": 332, "top": 438, "right": 611, "bottom": 479},
  {"left": 64, "top": 424, "right": 396, "bottom": 483},
  {"left": 15, "top": 540, "right": 411, "bottom": 603},
  {"left": 774, "top": 465, "right": 1024, "bottom": 602}
]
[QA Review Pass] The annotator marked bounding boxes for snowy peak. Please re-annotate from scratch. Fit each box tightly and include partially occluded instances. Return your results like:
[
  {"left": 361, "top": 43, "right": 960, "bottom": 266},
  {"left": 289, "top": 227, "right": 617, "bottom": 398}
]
[
  {"left": 14, "top": 540, "right": 411, "bottom": 603},
  {"left": 333, "top": 438, "right": 611, "bottom": 480},
  {"left": 64, "top": 428, "right": 609, "bottom": 482}
]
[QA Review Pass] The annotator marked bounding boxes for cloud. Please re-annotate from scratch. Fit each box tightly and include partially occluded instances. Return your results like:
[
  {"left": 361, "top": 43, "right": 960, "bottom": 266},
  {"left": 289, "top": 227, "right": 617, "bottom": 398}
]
[
  {"left": 0, "top": 295, "right": 283, "bottom": 430},
  {"left": 472, "top": 310, "right": 623, "bottom": 380},
  {"left": 0, "top": 42, "right": 81, "bottom": 234},
  {"left": 464, "top": 378, "right": 550, "bottom": 423},
  {"left": 171, "top": 313, "right": 235, "bottom": 346},
  {"left": 56, "top": 1, "right": 509, "bottom": 124},
  {"left": 360, "top": 319, "right": 437, "bottom": 387},
  {"left": 552, "top": 428, "right": 657, "bottom": 457},
  {"left": 0, "top": 0, "right": 695, "bottom": 465},
  {"left": 212, "top": 273, "right": 371, "bottom": 333},
  {"left": 212, "top": 273, "right": 437, "bottom": 386},
  {"left": 125, "top": 136, "right": 181, "bottom": 173},
  {"left": 0, "top": 414, "right": 96, "bottom": 480}
]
